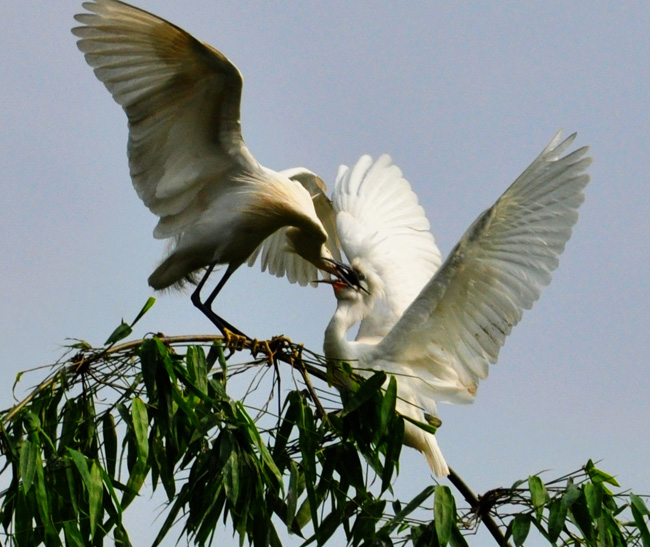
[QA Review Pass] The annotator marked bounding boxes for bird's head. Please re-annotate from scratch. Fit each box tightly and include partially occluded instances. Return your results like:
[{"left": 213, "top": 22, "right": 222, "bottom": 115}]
[{"left": 319, "top": 257, "right": 384, "bottom": 310}]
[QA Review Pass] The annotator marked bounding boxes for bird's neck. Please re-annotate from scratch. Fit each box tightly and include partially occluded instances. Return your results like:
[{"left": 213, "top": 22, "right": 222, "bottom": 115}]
[{"left": 323, "top": 301, "right": 364, "bottom": 361}]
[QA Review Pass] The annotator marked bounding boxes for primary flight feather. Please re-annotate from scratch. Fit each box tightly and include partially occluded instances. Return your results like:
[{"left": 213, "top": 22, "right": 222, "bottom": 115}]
[
  {"left": 72, "top": 0, "right": 346, "bottom": 334},
  {"left": 324, "top": 132, "right": 591, "bottom": 476}
]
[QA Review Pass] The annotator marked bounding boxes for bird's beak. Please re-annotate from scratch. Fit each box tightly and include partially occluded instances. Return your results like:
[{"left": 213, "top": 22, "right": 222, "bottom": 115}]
[{"left": 318, "top": 258, "right": 369, "bottom": 294}]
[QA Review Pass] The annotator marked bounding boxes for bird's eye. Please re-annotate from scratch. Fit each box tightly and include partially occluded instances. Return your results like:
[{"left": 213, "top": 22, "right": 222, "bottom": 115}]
[{"left": 357, "top": 272, "right": 365, "bottom": 282}]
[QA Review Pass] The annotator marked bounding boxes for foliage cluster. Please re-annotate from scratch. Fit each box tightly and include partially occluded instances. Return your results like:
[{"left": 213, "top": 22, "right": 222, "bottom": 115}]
[{"left": 0, "top": 300, "right": 648, "bottom": 546}]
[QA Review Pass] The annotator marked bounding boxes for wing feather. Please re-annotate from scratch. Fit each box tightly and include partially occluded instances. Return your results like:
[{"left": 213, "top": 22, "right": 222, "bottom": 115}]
[
  {"left": 333, "top": 155, "right": 442, "bottom": 338},
  {"left": 246, "top": 168, "right": 340, "bottom": 286},
  {"left": 73, "top": 0, "right": 258, "bottom": 238},
  {"left": 379, "top": 131, "right": 591, "bottom": 393}
]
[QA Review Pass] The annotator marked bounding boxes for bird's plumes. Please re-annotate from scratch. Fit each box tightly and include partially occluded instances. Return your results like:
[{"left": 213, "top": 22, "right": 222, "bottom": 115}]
[
  {"left": 72, "top": 0, "right": 342, "bottom": 332},
  {"left": 324, "top": 132, "right": 591, "bottom": 476}
]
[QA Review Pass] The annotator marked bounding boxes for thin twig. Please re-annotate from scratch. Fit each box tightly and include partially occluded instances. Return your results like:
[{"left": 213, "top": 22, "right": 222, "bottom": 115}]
[{"left": 447, "top": 467, "right": 512, "bottom": 547}]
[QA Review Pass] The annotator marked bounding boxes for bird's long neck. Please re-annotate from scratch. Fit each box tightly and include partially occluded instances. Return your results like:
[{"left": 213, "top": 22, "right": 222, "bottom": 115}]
[{"left": 323, "top": 300, "right": 364, "bottom": 361}]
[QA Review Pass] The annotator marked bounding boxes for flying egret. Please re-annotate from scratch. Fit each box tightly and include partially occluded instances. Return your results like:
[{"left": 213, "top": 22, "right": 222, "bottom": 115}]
[
  {"left": 323, "top": 132, "right": 591, "bottom": 476},
  {"left": 72, "top": 0, "right": 354, "bottom": 335}
]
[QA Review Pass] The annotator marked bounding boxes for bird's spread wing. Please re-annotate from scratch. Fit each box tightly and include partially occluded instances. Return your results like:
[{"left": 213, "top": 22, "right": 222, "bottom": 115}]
[
  {"left": 73, "top": 0, "right": 258, "bottom": 239},
  {"left": 334, "top": 155, "right": 442, "bottom": 338},
  {"left": 246, "top": 168, "right": 341, "bottom": 286},
  {"left": 378, "top": 132, "right": 591, "bottom": 393}
]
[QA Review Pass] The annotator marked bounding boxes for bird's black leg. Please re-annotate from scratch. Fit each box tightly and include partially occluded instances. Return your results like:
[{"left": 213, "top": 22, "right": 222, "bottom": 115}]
[{"left": 191, "top": 264, "right": 248, "bottom": 338}]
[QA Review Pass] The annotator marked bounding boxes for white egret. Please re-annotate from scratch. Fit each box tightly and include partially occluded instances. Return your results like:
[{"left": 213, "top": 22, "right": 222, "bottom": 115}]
[
  {"left": 323, "top": 133, "right": 591, "bottom": 476},
  {"left": 72, "top": 0, "right": 352, "bottom": 335}
]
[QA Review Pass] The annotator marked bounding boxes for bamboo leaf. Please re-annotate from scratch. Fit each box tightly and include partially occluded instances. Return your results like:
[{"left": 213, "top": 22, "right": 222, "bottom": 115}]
[
  {"left": 130, "top": 297, "right": 155, "bottom": 327},
  {"left": 68, "top": 448, "right": 92, "bottom": 490},
  {"left": 341, "top": 371, "right": 386, "bottom": 417},
  {"left": 102, "top": 413, "right": 118, "bottom": 479},
  {"left": 547, "top": 498, "right": 567, "bottom": 542},
  {"left": 511, "top": 513, "right": 531, "bottom": 546},
  {"left": 89, "top": 461, "right": 103, "bottom": 539},
  {"left": 584, "top": 459, "right": 620, "bottom": 487},
  {"left": 434, "top": 485, "right": 455, "bottom": 546},
  {"left": 630, "top": 494, "right": 650, "bottom": 546},
  {"left": 584, "top": 481, "right": 603, "bottom": 519},
  {"left": 381, "top": 485, "right": 435, "bottom": 536},
  {"left": 131, "top": 398, "right": 149, "bottom": 465},
  {"left": 528, "top": 475, "right": 547, "bottom": 520},
  {"left": 379, "top": 375, "right": 398, "bottom": 434},
  {"left": 63, "top": 521, "right": 86, "bottom": 547},
  {"left": 104, "top": 321, "right": 132, "bottom": 345},
  {"left": 19, "top": 439, "right": 37, "bottom": 494}
]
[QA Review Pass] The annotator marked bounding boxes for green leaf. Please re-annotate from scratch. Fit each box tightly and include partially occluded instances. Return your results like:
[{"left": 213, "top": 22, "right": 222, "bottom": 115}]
[
  {"left": 379, "top": 375, "right": 398, "bottom": 433},
  {"left": 130, "top": 297, "right": 155, "bottom": 327},
  {"left": 63, "top": 521, "right": 86, "bottom": 547},
  {"left": 104, "top": 321, "right": 132, "bottom": 345},
  {"left": 131, "top": 398, "right": 149, "bottom": 465},
  {"left": 584, "top": 481, "right": 603, "bottom": 519},
  {"left": 68, "top": 448, "right": 92, "bottom": 489},
  {"left": 402, "top": 414, "right": 439, "bottom": 435},
  {"left": 434, "top": 485, "right": 455, "bottom": 546},
  {"left": 584, "top": 459, "right": 620, "bottom": 487},
  {"left": 19, "top": 439, "right": 37, "bottom": 493},
  {"left": 511, "top": 513, "right": 531, "bottom": 546},
  {"left": 341, "top": 371, "right": 386, "bottom": 417},
  {"left": 88, "top": 461, "right": 103, "bottom": 539},
  {"left": 286, "top": 461, "right": 301, "bottom": 528},
  {"left": 381, "top": 485, "right": 435, "bottom": 536},
  {"left": 102, "top": 413, "right": 118, "bottom": 478},
  {"left": 630, "top": 494, "right": 650, "bottom": 546},
  {"left": 528, "top": 475, "right": 547, "bottom": 520},
  {"left": 547, "top": 498, "right": 567, "bottom": 542}
]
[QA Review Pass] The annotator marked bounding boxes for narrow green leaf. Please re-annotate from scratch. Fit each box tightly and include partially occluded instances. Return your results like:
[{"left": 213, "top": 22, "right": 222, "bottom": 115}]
[
  {"left": 15, "top": 489, "right": 34, "bottom": 547},
  {"left": 102, "top": 413, "right": 118, "bottom": 478},
  {"left": 568, "top": 492, "right": 594, "bottom": 542},
  {"left": 140, "top": 339, "right": 158, "bottom": 399},
  {"left": 547, "top": 498, "right": 567, "bottom": 542},
  {"left": 584, "top": 482, "right": 603, "bottom": 519},
  {"left": 130, "top": 297, "right": 155, "bottom": 327},
  {"left": 19, "top": 439, "right": 37, "bottom": 493},
  {"left": 63, "top": 521, "right": 86, "bottom": 547},
  {"left": 434, "top": 485, "right": 455, "bottom": 546},
  {"left": 511, "top": 514, "right": 531, "bottom": 546},
  {"left": 88, "top": 461, "right": 103, "bottom": 539},
  {"left": 584, "top": 459, "right": 620, "bottom": 487},
  {"left": 104, "top": 321, "right": 132, "bottom": 345},
  {"left": 631, "top": 493, "right": 650, "bottom": 516},
  {"left": 33, "top": 450, "right": 57, "bottom": 540},
  {"left": 68, "top": 448, "right": 92, "bottom": 489},
  {"left": 630, "top": 494, "right": 650, "bottom": 546},
  {"left": 380, "top": 485, "right": 435, "bottom": 536},
  {"left": 381, "top": 415, "right": 403, "bottom": 492},
  {"left": 131, "top": 398, "right": 149, "bottom": 464},
  {"left": 379, "top": 375, "right": 398, "bottom": 433},
  {"left": 450, "top": 523, "right": 470, "bottom": 547},
  {"left": 528, "top": 475, "right": 547, "bottom": 520},
  {"left": 287, "top": 461, "right": 301, "bottom": 527},
  {"left": 562, "top": 481, "right": 582, "bottom": 508},
  {"left": 341, "top": 371, "right": 386, "bottom": 417},
  {"left": 402, "top": 414, "right": 439, "bottom": 435}
]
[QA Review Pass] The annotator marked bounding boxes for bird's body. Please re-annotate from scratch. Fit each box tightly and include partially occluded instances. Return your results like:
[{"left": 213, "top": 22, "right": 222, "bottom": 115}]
[
  {"left": 324, "top": 133, "right": 591, "bottom": 476},
  {"left": 73, "top": 0, "right": 343, "bottom": 331}
]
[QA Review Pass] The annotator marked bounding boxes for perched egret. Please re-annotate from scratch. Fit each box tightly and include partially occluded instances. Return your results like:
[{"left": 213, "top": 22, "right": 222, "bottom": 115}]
[
  {"left": 323, "top": 132, "right": 591, "bottom": 476},
  {"left": 72, "top": 0, "right": 353, "bottom": 334}
]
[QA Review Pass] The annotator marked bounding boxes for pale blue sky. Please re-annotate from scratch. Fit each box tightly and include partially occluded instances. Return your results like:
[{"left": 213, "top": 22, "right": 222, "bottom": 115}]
[{"left": 2, "top": 2, "right": 649, "bottom": 544}]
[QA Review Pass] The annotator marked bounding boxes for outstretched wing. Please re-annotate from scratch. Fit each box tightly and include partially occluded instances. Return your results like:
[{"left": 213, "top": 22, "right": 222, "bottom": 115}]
[
  {"left": 334, "top": 155, "right": 442, "bottom": 338},
  {"left": 379, "top": 132, "right": 591, "bottom": 393},
  {"left": 73, "top": 0, "right": 258, "bottom": 239},
  {"left": 246, "top": 168, "right": 341, "bottom": 286}
]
